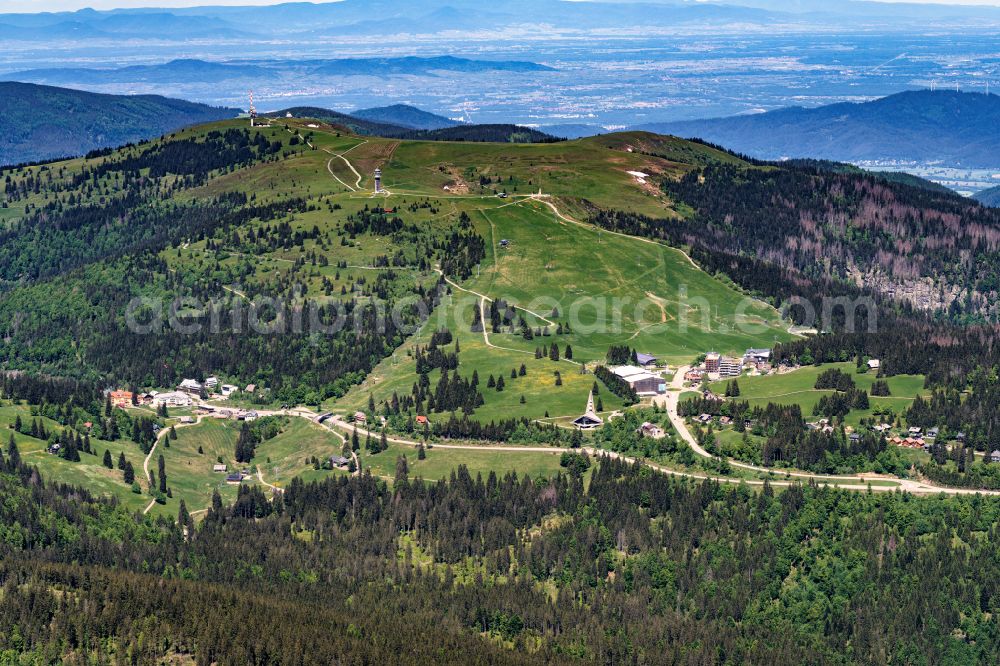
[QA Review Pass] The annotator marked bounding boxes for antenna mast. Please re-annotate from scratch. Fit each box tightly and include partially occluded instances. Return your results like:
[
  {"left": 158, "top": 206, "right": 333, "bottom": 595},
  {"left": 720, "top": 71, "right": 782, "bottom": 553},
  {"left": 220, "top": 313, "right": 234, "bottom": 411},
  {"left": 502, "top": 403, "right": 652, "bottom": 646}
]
[{"left": 248, "top": 89, "right": 257, "bottom": 127}]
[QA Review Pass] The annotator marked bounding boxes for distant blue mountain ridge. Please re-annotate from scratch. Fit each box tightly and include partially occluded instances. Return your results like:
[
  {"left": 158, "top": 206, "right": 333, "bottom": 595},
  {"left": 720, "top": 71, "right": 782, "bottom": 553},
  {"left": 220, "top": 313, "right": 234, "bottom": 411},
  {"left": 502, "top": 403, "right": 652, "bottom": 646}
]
[
  {"left": 5, "top": 57, "right": 555, "bottom": 86},
  {"left": 633, "top": 90, "right": 1000, "bottom": 168}
]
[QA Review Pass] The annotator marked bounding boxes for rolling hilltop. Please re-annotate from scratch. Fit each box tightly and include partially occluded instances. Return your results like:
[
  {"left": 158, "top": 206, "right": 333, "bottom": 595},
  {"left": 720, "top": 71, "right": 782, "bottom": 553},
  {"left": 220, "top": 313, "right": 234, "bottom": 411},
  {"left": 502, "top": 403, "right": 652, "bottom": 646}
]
[
  {"left": 0, "top": 81, "right": 237, "bottom": 165},
  {"left": 975, "top": 185, "right": 1000, "bottom": 207},
  {"left": 0, "top": 116, "right": 787, "bottom": 514},
  {"left": 352, "top": 103, "right": 458, "bottom": 130},
  {"left": 5, "top": 110, "right": 1000, "bottom": 664},
  {"left": 638, "top": 90, "right": 1000, "bottom": 167}
]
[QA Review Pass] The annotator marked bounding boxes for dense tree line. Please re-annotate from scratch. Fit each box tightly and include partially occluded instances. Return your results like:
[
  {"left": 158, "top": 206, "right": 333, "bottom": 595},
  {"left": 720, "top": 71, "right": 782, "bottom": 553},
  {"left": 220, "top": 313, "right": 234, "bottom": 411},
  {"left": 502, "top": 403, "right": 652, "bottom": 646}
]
[
  {"left": 438, "top": 212, "right": 485, "bottom": 279},
  {"left": 414, "top": 328, "right": 459, "bottom": 374},
  {"left": 815, "top": 368, "right": 856, "bottom": 391},
  {"left": 772, "top": 321, "right": 1000, "bottom": 389},
  {"left": 762, "top": 425, "right": 896, "bottom": 473},
  {"left": 0, "top": 243, "right": 449, "bottom": 404},
  {"left": 605, "top": 344, "right": 638, "bottom": 365},
  {"left": 93, "top": 128, "right": 282, "bottom": 181},
  {"left": 814, "top": 389, "right": 869, "bottom": 418},
  {"left": 593, "top": 365, "right": 638, "bottom": 404},
  {"left": 386, "top": 124, "right": 562, "bottom": 144},
  {"left": 661, "top": 162, "right": 1000, "bottom": 314},
  {"left": 234, "top": 416, "right": 284, "bottom": 463},
  {"left": 681, "top": 398, "right": 901, "bottom": 474},
  {"left": 3, "top": 447, "right": 1000, "bottom": 663},
  {"left": 0, "top": 192, "right": 243, "bottom": 283}
]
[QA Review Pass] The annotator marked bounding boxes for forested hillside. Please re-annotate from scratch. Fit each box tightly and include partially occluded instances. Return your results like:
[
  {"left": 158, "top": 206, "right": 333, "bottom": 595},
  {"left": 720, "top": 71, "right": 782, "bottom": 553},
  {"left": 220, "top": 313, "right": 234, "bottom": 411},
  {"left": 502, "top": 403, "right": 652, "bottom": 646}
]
[
  {"left": 3, "top": 448, "right": 1000, "bottom": 664},
  {"left": 974, "top": 184, "right": 1000, "bottom": 207},
  {"left": 352, "top": 103, "right": 457, "bottom": 130},
  {"left": 388, "top": 124, "right": 560, "bottom": 143},
  {"left": 4, "top": 92, "right": 1000, "bottom": 665},
  {"left": 0, "top": 82, "right": 237, "bottom": 166},
  {"left": 0, "top": 123, "right": 460, "bottom": 404},
  {"left": 601, "top": 160, "right": 1000, "bottom": 318}
]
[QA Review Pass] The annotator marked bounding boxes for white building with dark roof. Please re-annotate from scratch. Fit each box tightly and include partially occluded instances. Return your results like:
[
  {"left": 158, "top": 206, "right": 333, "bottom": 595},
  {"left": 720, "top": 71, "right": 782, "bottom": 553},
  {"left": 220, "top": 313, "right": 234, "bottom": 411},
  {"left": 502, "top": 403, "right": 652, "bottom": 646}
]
[
  {"left": 611, "top": 366, "right": 665, "bottom": 395},
  {"left": 178, "top": 378, "right": 203, "bottom": 395},
  {"left": 744, "top": 348, "right": 771, "bottom": 364},
  {"left": 153, "top": 391, "right": 193, "bottom": 407}
]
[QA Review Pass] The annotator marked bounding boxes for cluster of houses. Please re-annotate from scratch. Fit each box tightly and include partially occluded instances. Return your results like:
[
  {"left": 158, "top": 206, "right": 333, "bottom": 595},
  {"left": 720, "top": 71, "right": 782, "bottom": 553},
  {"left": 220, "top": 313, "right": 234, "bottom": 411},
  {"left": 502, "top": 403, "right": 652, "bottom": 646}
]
[
  {"left": 212, "top": 463, "right": 251, "bottom": 484},
  {"left": 109, "top": 390, "right": 170, "bottom": 408},
  {"left": 108, "top": 389, "right": 191, "bottom": 408},
  {"left": 105, "top": 377, "right": 256, "bottom": 412},
  {"left": 684, "top": 348, "right": 773, "bottom": 385},
  {"left": 178, "top": 377, "right": 244, "bottom": 398},
  {"left": 876, "top": 425, "right": 950, "bottom": 451},
  {"left": 695, "top": 413, "right": 743, "bottom": 428},
  {"left": 802, "top": 421, "right": 1000, "bottom": 461},
  {"left": 197, "top": 407, "right": 259, "bottom": 422}
]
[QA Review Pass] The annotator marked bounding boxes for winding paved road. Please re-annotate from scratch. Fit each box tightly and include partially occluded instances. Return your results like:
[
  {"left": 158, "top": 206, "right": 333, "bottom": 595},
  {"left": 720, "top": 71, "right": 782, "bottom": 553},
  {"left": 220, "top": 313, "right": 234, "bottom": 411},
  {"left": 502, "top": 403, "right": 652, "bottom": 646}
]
[{"left": 658, "top": 366, "right": 999, "bottom": 495}]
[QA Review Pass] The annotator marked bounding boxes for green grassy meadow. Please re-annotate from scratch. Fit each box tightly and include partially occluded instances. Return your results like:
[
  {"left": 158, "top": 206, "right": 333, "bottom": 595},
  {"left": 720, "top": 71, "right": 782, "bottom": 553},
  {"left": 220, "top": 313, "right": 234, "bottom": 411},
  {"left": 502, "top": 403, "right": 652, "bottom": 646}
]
[
  {"left": 150, "top": 418, "right": 244, "bottom": 518},
  {"left": 0, "top": 401, "right": 157, "bottom": 513},
  {"left": 0, "top": 116, "right": 813, "bottom": 509},
  {"left": 257, "top": 418, "right": 347, "bottom": 487},
  {"left": 709, "top": 362, "right": 928, "bottom": 427},
  {"left": 464, "top": 200, "right": 792, "bottom": 363},
  {"left": 357, "top": 441, "right": 567, "bottom": 484},
  {"left": 333, "top": 289, "right": 627, "bottom": 422}
]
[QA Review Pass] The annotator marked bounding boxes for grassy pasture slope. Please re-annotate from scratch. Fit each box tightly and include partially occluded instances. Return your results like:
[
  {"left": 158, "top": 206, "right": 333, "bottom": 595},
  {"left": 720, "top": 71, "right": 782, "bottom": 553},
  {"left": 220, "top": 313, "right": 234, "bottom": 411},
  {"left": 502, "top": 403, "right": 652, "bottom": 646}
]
[
  {"left": 464, "top": 200, "right": 791, "bottom": 364},
  {"left": 151, "top": 417, "right": 244, "bottom": 518},
  {"left": 256, "top": 417, "right": 346, "bottom": 486},
  {"left": 2, "top": 116, "right": 803, "bottom": 509},
  {"left": 0, "top": 402, "right": 160, "bottom": 513},
  {"left": 334, "top": 289, "right": 627, "bottom": 423},
  {"left": 709, "top": 362, "right": 928, "bottom": 427}
]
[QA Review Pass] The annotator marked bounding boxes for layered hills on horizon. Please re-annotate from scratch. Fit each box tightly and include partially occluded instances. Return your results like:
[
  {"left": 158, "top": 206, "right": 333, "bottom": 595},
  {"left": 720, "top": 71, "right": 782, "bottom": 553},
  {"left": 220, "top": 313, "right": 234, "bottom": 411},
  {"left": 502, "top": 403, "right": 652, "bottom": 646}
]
[
  {"left": 6, "top": 57, "right": 555, "bottom": 87},
  {"left": 0, "top": 82, "right": 556, "bottom": 166},
  {"left": 7, "top": 82, "right": 1000, "bottom": 200},
  {"left": 351, "top": 104, "right": 458, "bottom": 131},
  {"left": 0, "top": 82, "right": 238, "bottom": 166},
  {"left": 634, "top": 90, "right": 1000, "bottom": 169},
  {"left": 4, "top": 0, "right": 1000, "bottom": 43}
]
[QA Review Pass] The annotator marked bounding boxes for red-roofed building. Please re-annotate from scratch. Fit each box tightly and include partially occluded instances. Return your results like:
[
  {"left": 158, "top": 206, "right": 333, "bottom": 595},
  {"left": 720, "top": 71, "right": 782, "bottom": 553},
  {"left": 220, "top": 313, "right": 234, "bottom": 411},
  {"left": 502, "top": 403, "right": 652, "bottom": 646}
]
[{"left": 110, "top": 390, "right": 134, "bottom": 409}]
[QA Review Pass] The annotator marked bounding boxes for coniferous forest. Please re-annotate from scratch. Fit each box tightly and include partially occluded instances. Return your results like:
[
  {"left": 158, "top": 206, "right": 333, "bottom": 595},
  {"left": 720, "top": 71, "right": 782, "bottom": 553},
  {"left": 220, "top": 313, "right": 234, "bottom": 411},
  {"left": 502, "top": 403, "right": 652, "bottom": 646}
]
[{"left": 3, "top": 448, "right": 1000, "bottom": 664}]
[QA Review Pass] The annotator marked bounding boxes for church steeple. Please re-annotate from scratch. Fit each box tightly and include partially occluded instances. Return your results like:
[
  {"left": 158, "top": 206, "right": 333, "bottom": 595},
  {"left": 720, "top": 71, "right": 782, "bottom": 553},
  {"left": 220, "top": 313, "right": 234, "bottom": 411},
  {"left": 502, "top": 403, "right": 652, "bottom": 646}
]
[{"left": 573, "top": 389, "right": 604, "bottom": 430}]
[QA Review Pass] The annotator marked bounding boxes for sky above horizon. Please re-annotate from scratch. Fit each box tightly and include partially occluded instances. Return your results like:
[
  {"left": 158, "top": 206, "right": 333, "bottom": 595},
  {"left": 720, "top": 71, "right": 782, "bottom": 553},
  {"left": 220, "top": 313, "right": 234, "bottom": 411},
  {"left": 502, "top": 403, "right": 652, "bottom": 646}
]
[{"left": 2, "top": 0, "right": 1000, "bottom": 13}]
